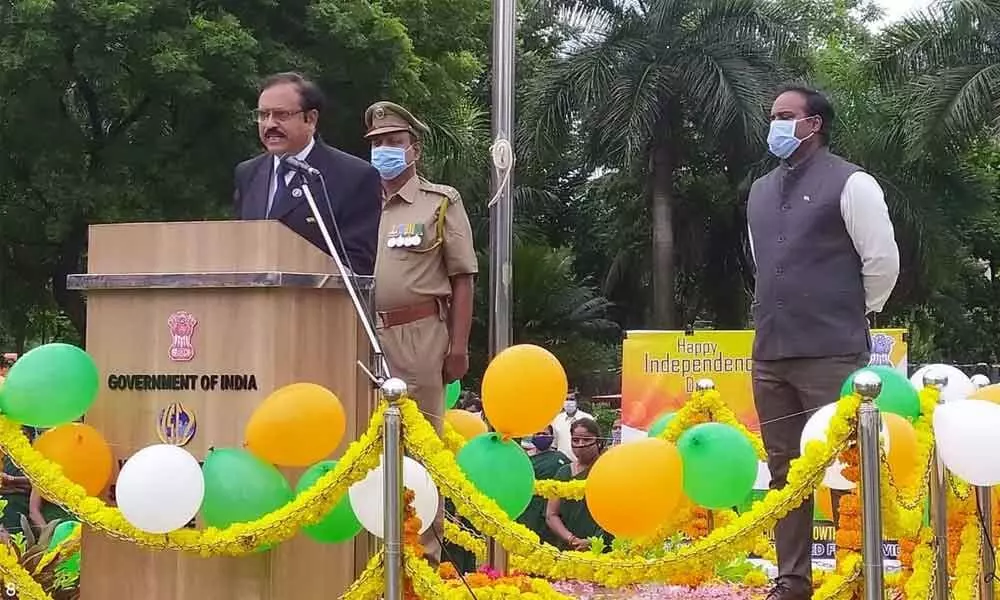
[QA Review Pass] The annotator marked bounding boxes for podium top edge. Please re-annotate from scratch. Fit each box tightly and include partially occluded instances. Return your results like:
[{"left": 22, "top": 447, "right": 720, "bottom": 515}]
[{"left": 67, "top": 271, "right": 373, "bottom": 291}]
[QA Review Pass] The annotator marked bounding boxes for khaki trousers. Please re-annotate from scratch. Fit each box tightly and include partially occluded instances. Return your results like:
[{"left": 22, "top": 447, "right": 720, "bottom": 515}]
[
  {"left": 378, "top": 313, "right": 449, "bottom": 564},
  {"left": 752, "top": 353, "right": 868, "bottom": 589}
]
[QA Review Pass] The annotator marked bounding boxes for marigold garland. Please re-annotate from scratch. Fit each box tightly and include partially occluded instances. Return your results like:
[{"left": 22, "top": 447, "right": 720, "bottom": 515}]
[
  {"left": 341, "top": 551, "right": 386, "bottom": 600},
  {"left": 904, "top": 528, "right": 935, "bottom": 600},
  {"left": 682, "top": 507, "right": 711, "bottom": 541},
  {"left": 405, "top": 547, "right": 572, "bottom": 600},
  {"left": 953, "top": 510, "right": 982, "bottom": 600},
  {"left": 0, "top": 543, "right": 53, "bottom": 600},
  {"left": 810, "top": 442, "right": 864, "bottom": 600},
  {"left": 0, "top": 404, "right": 384, "bottom": 556},
  {"left": 441, "top": 422, "right": 466, "bottom": 455},
  {"left": 400, "top": 394, "right": 858, "bottom": 586},
  {"left": 813, "top": 551, "right": 862, "bottom": 600},
  {"left": 443, "top": 518, "right": 488, "bottom": 563},
  {"left": 878, "top": 387, "right": 936, "bottom": 541},
  {"left": 658, "top": 390, "right": 767, "bottom": 460}
]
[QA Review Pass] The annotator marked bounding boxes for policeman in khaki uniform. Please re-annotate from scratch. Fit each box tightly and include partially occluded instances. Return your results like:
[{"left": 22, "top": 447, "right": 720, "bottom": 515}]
[{"left": 365, "top": 101, "right": 477, "bottom": 559}]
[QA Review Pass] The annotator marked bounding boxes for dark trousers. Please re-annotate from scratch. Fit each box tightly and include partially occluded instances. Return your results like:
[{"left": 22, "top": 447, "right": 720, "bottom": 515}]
[{"left": 752, "top": 353, "right": 868, "bottom": 587}]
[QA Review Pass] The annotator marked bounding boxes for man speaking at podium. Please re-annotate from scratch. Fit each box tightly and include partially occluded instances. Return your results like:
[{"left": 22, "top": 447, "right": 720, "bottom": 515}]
[{"left": 233, "top": 72, "right": 381, "bottom": 275}]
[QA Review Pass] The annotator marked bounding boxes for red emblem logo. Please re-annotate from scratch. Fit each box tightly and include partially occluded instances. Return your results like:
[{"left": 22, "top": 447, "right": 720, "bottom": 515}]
[{"left": 167, "top": 311, "right": 198, "bottom": 362}]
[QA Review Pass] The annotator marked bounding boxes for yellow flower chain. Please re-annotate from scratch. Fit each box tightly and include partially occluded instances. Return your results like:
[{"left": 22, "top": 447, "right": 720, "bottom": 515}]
[
  {"left": 400, "top": 394, "right": 858, "bottom": 586},
  {"left": 533, "top": 478, "right": 585, "bottom": 501},
  {"left": 813, "top": 551, "right": 862, "bottom": 600},
  {"left": 443, "top": 517, "right": 488, "bottom": 562},
  {"left": 0, "top": 544, "right": 52, "bottom": 600},
  {"left": 341, "top": 550, "right": 386, "bottom": 600},
  {"left": 904, "top": 528, "right": 935, "bottom": 600},
  {"left": 441, "top": 421, "right": 466, "bottom": 455},
  {"left": 658, "top": 389, "right": 768, "bottom": 460},
  {"left": 404, "top": 547, "right": 571, "bottom": 600},
  {"left": 953, "top": 504, "right": 983, "bottom": 600},
  {"left": 0, "top": 405, "right": 384, "bottom": 556}
]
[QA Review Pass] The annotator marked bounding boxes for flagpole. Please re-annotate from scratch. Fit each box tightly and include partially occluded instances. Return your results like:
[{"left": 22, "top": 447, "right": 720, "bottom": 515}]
[{"left": 487, "top": 0, "right": 515, "bottom": 574}]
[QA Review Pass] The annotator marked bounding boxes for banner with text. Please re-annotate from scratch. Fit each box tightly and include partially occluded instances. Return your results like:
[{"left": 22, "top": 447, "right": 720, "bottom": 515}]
[{"left": 620, "top": 329, "right": 908, "bottom": 440}]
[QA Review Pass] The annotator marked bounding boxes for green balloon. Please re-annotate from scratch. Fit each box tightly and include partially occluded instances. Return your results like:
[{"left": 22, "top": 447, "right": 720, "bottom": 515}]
[
  {"left": 841, "top": 366, "right": 919, "bottom": 420},
  {"left": 201, "top": 448, "right": 294, "bottom": 531},
  {"left": 647, "top": 412, "right": 676, "bottom": 437},
  {"left": 0, "top": 344, "right": 99, "bottom": 427},
  {"left": 295, "top": 461, "right": 362, "bottom": 543},
  {"left": 445, "top": 380, "right": 462, "bottom": 409},
  {"left": 677, "top": 423, "right": 757, "bottom": 509},
  {"left": 456, "top": 433, "right": 535, "bottom": 518}
]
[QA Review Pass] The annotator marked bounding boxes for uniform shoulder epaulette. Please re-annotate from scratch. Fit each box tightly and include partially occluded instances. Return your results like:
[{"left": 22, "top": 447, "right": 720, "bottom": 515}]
[{"left": 419, "top": 178, "right": 462, "bottom": 205}]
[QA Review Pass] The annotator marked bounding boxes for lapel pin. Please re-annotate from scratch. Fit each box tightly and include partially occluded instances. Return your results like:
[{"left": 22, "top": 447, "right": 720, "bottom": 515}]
[{"left": 292, "top": 188, "right": 303, "bottom": 198}]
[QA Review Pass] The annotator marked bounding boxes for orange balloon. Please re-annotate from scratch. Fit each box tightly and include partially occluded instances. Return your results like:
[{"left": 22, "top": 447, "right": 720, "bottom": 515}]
[
  {"left": 245, "top": 383, "right": 346, "bottom": 466},
  {"left": 482, "top": 344, "right": 567, "bottom": 437},
  {"left": 815, "top": 486, "right": 834, "bottom": 520},
  {"left": 585, "top": 438, "right": 683, "bottom": 538},
  {"left": 34, "top": 423, "right": 112, "bottom": 496},
  {"left": 884, "top": 413, "right": 919, "bottom": 487},
  {"left": 971, "top": 384, "right": 1000, "bottom": 404},
  {"left": 445, "top": 409, "right": 488, "bottom": 441}
]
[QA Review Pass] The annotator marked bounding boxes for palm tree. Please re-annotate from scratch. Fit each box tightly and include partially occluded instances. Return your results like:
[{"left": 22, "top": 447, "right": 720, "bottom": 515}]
[
  {"left": 871, "top": 0, "right": 1000, "bottom": 153},
  {"left": 467, "top": 241, "right": 620, "bottom": 387},
  {"left": 523, "top": 0, "right": 800, "bottom": 327}
]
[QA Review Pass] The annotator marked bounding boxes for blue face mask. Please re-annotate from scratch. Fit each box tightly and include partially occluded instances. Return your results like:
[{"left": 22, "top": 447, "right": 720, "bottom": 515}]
[
  {"left": 767, "top": 118, "right": 814, "bottom": 159},
  {"left": 531, "top": 434, "right": 554, "bottom": 452},
  {"left": 370, "top": 146, "right": 410, "bottom": 180}
]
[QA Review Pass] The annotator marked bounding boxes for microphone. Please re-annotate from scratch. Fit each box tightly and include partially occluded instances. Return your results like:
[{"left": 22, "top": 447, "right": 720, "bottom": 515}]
[{"left": 283, "top": 156, "right": 321, "bottom": 178}]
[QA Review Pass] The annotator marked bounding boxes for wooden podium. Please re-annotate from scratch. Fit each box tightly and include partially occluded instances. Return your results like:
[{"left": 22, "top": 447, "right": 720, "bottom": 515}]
[{"left": 67, "top": 221, "right": 377, "bottom": 600}]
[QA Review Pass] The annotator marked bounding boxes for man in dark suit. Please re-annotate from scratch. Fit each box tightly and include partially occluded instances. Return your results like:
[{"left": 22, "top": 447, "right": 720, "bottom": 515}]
[{"left": 233, "top": 72, "right": 381, "bottom": 275}]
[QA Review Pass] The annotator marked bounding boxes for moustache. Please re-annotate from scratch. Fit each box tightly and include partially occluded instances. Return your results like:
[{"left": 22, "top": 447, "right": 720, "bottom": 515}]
[{"left": 263, "top": 128, "right": 286, "bottom": 137}]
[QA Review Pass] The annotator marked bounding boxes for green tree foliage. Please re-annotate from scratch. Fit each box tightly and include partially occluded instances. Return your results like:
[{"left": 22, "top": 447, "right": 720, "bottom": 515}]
[{"left": 4, "top": 0, "right": 1000, "bottom": 384}]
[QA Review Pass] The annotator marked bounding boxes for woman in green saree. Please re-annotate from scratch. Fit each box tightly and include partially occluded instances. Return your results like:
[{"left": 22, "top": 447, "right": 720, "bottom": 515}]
[
  {"left": 516, "top": 425, "right": 569, "bottom": 545},
  {"left": 544, "top": 418, "right": 613, "bottom": 551}
]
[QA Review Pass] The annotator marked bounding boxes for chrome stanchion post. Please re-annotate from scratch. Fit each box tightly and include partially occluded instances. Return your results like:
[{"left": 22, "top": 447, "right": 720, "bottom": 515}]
[
  {"left": 696, "top": 379, "right": 716, "bottom": 531},
  {"left": 854, "top": 371, "right": 885, "bottom": 600},
  {"left": 925, "top": 370, "right": 950, "bottom": 600},
  {"left": 978, "top": 484, "right": 994, "bottom": 600},
  {"left": 381, "top": 377, "right": 407, "bottom": 600}
]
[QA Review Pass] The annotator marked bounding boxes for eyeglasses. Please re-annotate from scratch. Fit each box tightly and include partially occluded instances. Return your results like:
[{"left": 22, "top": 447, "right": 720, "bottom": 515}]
[{"left": 253, "top": 109, "right": 304, "bottom": 123}]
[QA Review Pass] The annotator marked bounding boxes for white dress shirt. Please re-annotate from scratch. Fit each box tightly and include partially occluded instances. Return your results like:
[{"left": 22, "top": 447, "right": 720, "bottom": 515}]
[
  {"left": 749, "top": 171, "right": 900, "bottom": 313},
  {"left": 266, "top": 137, "right": 315, "bottom": 218},
  {"left": 551, "top": 409, "right": 593, "bottom": 462}
]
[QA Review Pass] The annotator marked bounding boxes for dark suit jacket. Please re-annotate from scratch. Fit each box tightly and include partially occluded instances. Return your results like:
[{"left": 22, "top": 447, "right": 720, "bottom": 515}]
[{"left": 233, "top": 140, "right": 381, "bottom": 275}]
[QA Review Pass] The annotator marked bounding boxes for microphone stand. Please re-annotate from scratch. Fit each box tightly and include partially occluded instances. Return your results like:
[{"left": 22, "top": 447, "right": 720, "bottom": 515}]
[
  {"left": 292, "top": 164, "right": 403, "bottom": 600},
  {"left": 293, "top": 178, "right": 390, "bottom": 379}
]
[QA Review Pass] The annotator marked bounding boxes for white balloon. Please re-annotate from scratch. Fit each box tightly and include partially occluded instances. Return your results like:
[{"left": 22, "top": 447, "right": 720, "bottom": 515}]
[
  {"left": 116, "top": 444, "right": 205, "bottom": 534},
  {"left": 800, "top": 403, "right": 889, "bottom": 491},
  {"left": 910, "top": 364, "right": 975, "bottom": 402},
  {"left": 349, "top": 456, "right": 439, "bottom": 538},
  {"left": 934, "top": 399, "right": 1000, "bottom": 486},
  {"left": 753, "top": 461, "right": 772, "bottom": 490},
  {"left": 971, "top": 374, "right": 991, "bottom": 389}
]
